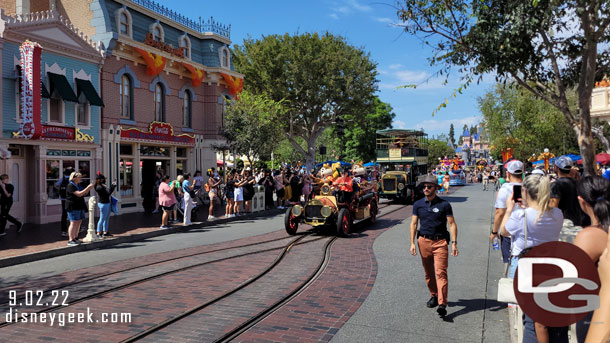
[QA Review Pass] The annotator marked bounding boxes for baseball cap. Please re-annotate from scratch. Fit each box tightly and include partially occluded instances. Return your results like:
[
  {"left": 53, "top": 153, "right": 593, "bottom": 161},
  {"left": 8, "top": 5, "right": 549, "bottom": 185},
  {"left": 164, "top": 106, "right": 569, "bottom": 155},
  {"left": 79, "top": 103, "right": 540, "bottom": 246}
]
[
  {"left": 531, "top": 169, "right": 545, "bottom": 175},
  {"left": 506, "top": 160, "right": 524, "bottom": 174},
  {"left": 554, "top": 156, "right": 573, "bottom": 171}
]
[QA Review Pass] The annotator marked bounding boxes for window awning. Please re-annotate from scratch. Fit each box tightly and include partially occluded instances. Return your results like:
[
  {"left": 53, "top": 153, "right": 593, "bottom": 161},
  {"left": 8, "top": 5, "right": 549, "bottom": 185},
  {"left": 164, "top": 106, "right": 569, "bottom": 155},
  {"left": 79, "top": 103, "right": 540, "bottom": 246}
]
[
  {"left": 41, "top": 82, "right": 50, "bottom": 98},
  {"left": 47, "top": 72, "right": 77, "bottom": 102},
  {"left": 76, "top": 79, "right": 104, "bottom": 107}
]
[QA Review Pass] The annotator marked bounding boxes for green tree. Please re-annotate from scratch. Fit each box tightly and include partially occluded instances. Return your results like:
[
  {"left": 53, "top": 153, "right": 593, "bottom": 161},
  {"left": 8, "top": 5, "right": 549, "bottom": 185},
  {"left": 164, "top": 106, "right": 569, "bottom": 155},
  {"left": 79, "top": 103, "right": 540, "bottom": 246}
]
[
  {"left": 327, "top": 97, "right": 395, "bottom": 162},
  {"left": 479, "top": 84, "right": 579, "bottom": 161},
  {"left": 223, "top": 91, "right": 285, "bottom": 167},
  {"left": 428, "top": 139, "right": 455, "bottom": 168},
  {"left": 233, "top": 32, "right": 378, "bottom": 168},
  {"left": 396, "top": 0, "right": 610, "bottom": 175},
  {"left": 448, "top": 123, "right": 456, "bottom": 148}
]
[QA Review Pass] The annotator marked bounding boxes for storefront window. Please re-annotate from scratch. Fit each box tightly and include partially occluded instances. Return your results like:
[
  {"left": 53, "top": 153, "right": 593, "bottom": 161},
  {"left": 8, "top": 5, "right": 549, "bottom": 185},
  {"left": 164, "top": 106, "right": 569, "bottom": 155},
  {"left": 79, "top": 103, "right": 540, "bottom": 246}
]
[
  {"left": 120, "top": 144, "right": 133, "bottom": 156},
  {"left": 46, "top": 160, "right": 60, "bottom": 200},
  {"left": 120, "top": 159, "right": 133, "bottom": 197},
  {"left": 140, "top": 146, "right": 169, "bottom": 157},
  {"left": 78, "top": 161, "right": 90, "bottom": 188},
  {"left": 177, "top": 160, "right": 186, "bottom": 176}
]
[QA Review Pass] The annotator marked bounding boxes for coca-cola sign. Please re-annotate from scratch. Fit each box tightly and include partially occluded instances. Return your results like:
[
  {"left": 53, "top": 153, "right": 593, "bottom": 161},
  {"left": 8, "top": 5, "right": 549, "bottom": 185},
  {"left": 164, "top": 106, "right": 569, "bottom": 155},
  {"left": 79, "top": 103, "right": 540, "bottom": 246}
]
[{"left": 120, "top": 121, "right": 194, "bottom": 145}]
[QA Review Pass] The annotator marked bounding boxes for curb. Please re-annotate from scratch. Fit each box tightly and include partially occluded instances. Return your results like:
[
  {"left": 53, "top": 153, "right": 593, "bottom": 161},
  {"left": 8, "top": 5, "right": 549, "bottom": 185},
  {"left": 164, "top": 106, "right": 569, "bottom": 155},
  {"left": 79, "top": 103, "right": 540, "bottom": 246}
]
[{"left": 0, "top": 208, "right": 285, "bottom": 268}]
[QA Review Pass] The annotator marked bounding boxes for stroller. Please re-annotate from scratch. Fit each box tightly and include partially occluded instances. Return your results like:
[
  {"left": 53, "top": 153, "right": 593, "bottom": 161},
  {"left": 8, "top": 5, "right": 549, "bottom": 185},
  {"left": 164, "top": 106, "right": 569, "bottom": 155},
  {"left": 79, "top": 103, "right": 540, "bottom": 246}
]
[{"left": 175, "top": 189, "right": 200, "bottom": 222}]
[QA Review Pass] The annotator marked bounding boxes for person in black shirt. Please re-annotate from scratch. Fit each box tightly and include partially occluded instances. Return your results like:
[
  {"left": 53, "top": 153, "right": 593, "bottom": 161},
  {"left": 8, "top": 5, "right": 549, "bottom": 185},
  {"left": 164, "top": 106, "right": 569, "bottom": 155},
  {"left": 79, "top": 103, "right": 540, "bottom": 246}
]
[
  {"left": 410, "top": 175, "right": 459, "bottom": 317},
  {"left": 550, "top": 156, "right": 590, "bottom": 227},
  {"left": 0, "top": 174, "right": 22, "bottom": 236},
  {"left": 242, "top": 170, "right": 256, "bottom": 212},
  {"left": 55, "top": 166, "right": 73, "bottom": 237},
  {"left": 95, "top": 173, "right": 116, "bottom": 238},
  {"left": 66, "top": 172, "right": 95, "bottom": 246},
  {"left": 259, "top": 169, "right": 276, "bottom": 210},
  {"left": 224, "top": 171, "right": 236, "bottom": 218}
]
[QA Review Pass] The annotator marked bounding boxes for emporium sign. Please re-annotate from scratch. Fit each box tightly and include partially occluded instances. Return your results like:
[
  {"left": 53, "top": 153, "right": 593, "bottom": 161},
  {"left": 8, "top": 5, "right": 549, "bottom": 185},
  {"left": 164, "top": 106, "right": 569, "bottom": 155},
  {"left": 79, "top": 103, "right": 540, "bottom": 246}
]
[
  {"left": 120, "top": 122, "right": 195, "bottom": 145},
  {"left": 18, "top": 40, "right": 42, "bottom": 139}
]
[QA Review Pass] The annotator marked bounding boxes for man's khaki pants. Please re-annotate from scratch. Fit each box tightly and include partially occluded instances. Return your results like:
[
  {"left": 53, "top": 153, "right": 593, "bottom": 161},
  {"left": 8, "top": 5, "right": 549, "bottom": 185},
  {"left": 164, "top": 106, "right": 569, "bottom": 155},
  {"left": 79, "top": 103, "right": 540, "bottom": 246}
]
[{"left": 418, "top": 236, "right": 449, "bottom": 305}]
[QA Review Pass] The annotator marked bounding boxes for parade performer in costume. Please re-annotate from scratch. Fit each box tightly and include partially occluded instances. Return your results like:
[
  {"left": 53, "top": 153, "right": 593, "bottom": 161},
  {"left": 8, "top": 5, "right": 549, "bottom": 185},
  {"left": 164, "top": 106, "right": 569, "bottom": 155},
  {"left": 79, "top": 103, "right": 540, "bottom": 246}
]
[{"left": 537, "top": 148, "right": 555, "bottom": 172}]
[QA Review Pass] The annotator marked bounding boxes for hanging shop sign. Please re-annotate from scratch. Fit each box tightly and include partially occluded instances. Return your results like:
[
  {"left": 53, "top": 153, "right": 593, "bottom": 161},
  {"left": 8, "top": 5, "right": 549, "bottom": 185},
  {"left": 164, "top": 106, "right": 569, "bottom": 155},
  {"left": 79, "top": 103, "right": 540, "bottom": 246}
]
[
  {"left": 134, "top": 47, "right": 167, "bottom": 77},
  {"left": 42, "top": 125, "right": 75, "bottom": 140},
  {"left": 143, "top": 33, "right": 184, "bottom": 58},
  {"left": 120, "top": 121, "right": 195, "bottom": 145},
  {"left": 180, "top": 62, "right": 205, "bottom": 87},
  {"left": 17, "top": 40, "right": 42, "bottom": 139}
]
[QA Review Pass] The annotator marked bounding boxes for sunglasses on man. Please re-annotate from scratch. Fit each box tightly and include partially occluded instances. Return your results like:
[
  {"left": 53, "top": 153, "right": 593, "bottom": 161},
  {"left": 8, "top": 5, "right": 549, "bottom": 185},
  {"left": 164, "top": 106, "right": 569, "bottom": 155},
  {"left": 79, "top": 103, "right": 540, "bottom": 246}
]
[{"left": 422, "top": 184, "right": 436, "bottom": 189}]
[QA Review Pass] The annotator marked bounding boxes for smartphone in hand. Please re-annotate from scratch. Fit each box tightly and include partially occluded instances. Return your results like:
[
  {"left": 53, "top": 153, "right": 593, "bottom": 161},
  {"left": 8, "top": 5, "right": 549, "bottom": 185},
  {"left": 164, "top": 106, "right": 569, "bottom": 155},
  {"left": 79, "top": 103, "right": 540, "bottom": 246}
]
[{"left": 513, "top": 185, "right": 522, "bottom": 202}]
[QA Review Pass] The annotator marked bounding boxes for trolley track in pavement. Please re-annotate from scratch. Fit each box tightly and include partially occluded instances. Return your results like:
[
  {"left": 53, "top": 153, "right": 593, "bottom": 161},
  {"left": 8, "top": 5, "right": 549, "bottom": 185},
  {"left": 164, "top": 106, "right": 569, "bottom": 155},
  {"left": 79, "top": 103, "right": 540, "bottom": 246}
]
[
  {"left": 119, "top": 202, "right": 408, "bottom": 342},
  {"left": 1, "top": 201, "right": 394, "bottom": 304},
  {"left": 0, "top": 233, "right": 323, "bottom": 329}
]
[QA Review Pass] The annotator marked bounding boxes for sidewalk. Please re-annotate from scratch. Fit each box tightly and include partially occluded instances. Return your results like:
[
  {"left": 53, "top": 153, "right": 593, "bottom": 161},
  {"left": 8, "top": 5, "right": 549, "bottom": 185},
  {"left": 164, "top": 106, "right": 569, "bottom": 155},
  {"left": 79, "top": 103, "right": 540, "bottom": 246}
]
[{"left": 0, "top": 203, "right": 283, "bottom": 268}]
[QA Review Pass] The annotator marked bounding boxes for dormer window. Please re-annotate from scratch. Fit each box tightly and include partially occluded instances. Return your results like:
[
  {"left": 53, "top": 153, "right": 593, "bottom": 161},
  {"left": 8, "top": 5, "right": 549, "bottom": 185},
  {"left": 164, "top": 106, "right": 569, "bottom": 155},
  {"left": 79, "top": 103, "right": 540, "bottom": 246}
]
[
  {"left": 151, "top": 22, "right": 164, "bottom": 42},
  {"left": 219, "top": 46, "right": 231, "bottom": 69},
  {"left": 179, "top": 34, "right": 191, "bottom": 60},
  {"left": 116, "top": 8, "right": 132, "bottom": 38}
]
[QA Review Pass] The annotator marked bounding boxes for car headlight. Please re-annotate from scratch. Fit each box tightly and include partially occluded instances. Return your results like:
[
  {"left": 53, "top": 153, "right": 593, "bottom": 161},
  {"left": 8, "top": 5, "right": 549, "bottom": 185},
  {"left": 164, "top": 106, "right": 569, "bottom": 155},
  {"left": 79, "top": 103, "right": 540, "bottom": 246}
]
[
  {"left": 291, "top": 205, "right": 303, "bottom": 217},
  {"left": 398, "top": 183, "right": 405, "bottom": 190},
  {"left": 321, "top": 206, "right": 332, "bottom": 218},
  {"left": 321, "top": 184, "right": 331, "bottom": 195}
]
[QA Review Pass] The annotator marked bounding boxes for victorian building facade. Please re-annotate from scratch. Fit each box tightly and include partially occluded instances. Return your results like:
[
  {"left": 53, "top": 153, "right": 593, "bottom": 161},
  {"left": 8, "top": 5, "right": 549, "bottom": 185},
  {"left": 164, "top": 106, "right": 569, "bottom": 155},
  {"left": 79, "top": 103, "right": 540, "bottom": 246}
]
[
  {"left": 0, "top": 5, "right": 105, "bottom": 224},
  {"left": 55, "top": 0, "right": 243, "bottom": 213}
]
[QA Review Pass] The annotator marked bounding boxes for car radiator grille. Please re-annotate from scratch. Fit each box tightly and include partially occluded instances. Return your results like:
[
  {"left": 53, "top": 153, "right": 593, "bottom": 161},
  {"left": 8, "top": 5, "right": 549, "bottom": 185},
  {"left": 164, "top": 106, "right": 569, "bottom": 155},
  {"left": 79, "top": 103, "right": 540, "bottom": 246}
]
[
  {"left": 305, "top": 205, "right": 323, "bottom": 218},
  {"left": 383, "top": 179, "right": 396, "bottom": 192}
]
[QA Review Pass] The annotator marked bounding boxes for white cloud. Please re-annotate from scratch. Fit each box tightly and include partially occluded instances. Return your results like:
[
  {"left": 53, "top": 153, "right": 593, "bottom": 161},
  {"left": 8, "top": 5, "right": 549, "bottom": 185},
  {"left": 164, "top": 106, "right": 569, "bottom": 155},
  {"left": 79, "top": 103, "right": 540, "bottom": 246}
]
[
  {"left": 413, "top": 115, "right": 480, "bottom": 135},
  {"left": 330, "top": 0, "right": 372, "bottom": 19},
  {"left": 373, "top": 16, "right": 394, "bottom": 24},
  {"left": 393, "top": 120, "right": 407, "bottom": 129},
  {"left": 379, "top": 68, "right": 450, "bottom": 90},
  {"left": 388, "top": 64, "right": 404, "bottom": 70}
]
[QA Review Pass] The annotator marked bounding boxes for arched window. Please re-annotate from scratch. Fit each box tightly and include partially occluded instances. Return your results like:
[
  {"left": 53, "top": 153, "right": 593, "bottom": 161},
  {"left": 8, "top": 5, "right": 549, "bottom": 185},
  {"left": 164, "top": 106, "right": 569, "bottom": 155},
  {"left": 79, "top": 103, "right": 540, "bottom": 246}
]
[
  {"left": 120, "top": 75, "right": 132, "bottom": 119},
  {"left": 116, "top": 8, "right": 132, "bottom": 38},
  {"left": 151, "top": 22, "right": 164, "bottom": 42},
  {"left": 154, "top": 83, "right": 165, "bottom": 122},
  {"left": 219, "top": 46, "right": 231, "bottom": 69},
  {"left": 183, "top": 90, "right": 191, "bottom": 128},
  {"left": 179, "top": 35, "right": 191, "bottom": 60}
]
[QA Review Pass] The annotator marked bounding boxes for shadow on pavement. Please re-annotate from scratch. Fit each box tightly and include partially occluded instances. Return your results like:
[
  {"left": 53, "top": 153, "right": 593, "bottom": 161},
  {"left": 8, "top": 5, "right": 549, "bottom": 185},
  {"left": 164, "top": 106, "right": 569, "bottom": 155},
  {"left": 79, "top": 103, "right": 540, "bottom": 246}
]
[
  {"left": 443, "top": 196, "right": 469, "bottom": 203},
  {"left": 442, "top": 298, "right": 506, "bottom": 322}
]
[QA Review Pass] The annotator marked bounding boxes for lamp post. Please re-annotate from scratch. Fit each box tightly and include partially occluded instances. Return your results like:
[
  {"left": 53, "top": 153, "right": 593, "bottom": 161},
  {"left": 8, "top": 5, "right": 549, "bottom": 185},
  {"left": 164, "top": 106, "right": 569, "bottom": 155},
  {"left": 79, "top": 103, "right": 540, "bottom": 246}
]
[{"left": 83, "top": 196, "right": 100, "bottom": 243}]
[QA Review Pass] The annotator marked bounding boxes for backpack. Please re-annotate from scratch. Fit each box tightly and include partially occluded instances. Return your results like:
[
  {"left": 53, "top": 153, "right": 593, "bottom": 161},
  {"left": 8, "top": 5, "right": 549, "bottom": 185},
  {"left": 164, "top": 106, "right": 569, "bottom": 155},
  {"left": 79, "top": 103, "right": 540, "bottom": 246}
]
[{"left": 59, "top": 177, "right": 70, "bottom": 199}]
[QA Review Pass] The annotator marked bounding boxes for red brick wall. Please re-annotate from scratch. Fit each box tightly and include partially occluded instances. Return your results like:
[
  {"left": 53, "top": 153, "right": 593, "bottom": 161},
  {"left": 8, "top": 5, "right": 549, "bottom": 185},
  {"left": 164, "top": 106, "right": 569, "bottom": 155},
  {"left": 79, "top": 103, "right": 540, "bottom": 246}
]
[{"left": 101, "top": 57, "right": 227, "bottom": 139}]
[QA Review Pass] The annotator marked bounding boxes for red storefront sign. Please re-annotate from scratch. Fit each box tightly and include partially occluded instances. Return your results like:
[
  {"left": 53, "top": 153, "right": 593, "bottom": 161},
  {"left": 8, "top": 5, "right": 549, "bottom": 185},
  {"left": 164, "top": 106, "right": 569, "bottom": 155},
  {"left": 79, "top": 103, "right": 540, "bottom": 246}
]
[
  {"left": 120, "top": 122, "right": 195, "bottom": 145},
  {"left": 42, "top": 125, "right": 75, "bottom": 140}
]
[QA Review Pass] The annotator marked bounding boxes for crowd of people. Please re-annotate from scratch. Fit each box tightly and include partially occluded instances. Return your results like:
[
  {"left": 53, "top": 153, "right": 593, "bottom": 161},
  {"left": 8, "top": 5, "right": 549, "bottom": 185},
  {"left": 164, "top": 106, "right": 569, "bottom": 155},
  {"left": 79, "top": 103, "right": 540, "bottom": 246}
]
[
  {"left": 153, "top": 163, "right": 380, "bottom": 230},
  {"left": 490, "top": 157, "right": 610, "bottom": 343}
]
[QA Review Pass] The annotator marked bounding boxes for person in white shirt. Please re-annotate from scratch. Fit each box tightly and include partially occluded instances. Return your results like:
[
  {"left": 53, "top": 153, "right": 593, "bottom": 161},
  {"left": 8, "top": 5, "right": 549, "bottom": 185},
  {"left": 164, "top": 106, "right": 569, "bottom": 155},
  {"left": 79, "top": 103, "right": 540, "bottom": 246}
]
[
  {"left": 490, "top": 160, "right": 524, "bottom": 265},
  {"left": 501, "top": 173, "right": 566, "bottom": 343}
]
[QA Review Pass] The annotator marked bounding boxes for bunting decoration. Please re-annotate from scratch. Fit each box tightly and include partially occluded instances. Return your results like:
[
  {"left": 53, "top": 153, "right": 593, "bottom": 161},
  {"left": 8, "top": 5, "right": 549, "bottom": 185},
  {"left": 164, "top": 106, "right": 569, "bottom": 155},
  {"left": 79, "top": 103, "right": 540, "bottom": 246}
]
[
  {"left": 134, "top": 47, "right": 167, "bottom": 76},
  {"left": 180, "top": 62, "right": 205, "bottom": 87},
  {"left": 220, "top": 73, "right": 244, "bottom": 97},
  {"left": 18, "top": 40, "right": 43, "bottom": 140}
]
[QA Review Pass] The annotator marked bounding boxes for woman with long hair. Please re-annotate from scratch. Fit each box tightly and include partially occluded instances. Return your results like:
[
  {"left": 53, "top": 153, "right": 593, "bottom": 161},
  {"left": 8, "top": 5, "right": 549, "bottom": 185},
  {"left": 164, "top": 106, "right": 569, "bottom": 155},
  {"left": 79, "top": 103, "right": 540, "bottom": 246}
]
[
  {"left": 501, "top": 174, "right": 566, "bottom": 343},
  {"left": 207, "top": 169, "right": 221, "bottom": 220},
  {"left": 573, "top": 176, "right": 610, "bottom": 343},
  {"left": 225, "top": 171, "right": 236, "bottom": 218},
  {"left": 242, "top": 169, "right": 256, "bottom": 213},
  {"left": 94, "top": 173, "right": 116, "bottom": 238}
]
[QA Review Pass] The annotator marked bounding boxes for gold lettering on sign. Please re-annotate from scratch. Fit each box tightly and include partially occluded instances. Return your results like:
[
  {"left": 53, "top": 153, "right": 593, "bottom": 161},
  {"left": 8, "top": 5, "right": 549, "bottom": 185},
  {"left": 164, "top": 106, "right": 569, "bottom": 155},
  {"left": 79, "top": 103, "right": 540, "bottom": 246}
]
[{"left": 389, "top": 148, "right": 402, "bottom": 159}]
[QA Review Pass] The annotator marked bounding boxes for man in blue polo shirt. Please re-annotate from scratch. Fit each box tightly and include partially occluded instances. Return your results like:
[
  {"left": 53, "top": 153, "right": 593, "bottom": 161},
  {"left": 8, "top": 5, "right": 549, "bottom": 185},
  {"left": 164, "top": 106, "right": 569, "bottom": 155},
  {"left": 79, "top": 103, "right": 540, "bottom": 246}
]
[{"left": 410, "top": 174, "right": 459, "bottom": 317}]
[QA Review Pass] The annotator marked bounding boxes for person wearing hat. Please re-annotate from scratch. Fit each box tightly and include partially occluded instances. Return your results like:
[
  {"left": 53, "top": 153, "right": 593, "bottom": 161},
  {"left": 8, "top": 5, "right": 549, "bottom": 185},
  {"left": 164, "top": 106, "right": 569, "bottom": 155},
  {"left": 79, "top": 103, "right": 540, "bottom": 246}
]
[
  {"left": 94, "top": 173, "right": 116, "bottom": 238},
  {"left": 410, "top": 174, "right": 459, "bottom": 317},
  {"left": 550, "top": 156, "right": 590, "bottom": 231},
  {"left": 333, "top": 167, "right": 354, "bottom": 204},
  {"left": 490, "top": 160, "right": 524, "bottom": 266}
]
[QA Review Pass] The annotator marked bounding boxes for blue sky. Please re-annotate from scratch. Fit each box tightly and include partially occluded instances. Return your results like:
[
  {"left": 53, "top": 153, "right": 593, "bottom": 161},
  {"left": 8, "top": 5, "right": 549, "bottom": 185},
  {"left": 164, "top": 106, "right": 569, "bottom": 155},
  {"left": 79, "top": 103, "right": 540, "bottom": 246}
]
[{"left": 158, "top": 0, "right": 494, "bottom": 137}]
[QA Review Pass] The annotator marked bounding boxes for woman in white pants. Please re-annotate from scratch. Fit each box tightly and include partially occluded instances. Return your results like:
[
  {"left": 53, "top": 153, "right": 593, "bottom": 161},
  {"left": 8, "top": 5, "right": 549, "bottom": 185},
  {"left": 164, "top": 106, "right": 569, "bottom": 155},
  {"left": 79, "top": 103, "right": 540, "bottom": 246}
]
[
  {"left": 182, "top": 173, "right": 195, "bottom": 225},
  {"left": 234, "top": 173, "right": 245, "bottom": 216}
]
